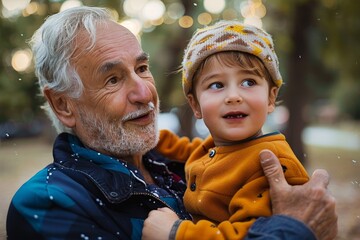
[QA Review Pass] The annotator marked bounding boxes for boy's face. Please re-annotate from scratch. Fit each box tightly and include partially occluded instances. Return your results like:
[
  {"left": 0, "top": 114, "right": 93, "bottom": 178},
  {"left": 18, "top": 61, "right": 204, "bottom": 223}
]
[{"left": 187, "top": 55, "right": 278, "bottom": 146}]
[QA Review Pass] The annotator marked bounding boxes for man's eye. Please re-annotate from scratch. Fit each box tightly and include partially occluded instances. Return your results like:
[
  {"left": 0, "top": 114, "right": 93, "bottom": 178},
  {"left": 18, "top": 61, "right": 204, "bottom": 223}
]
[
  {"left": 107, "top": 77, "right": 118, "bottom": 85},
  {"left": 241, "top": 79, "right": 256, "bottom": 87},
  {"left": 209, "top": 82, "right": 223, "bottom": 90},
  {"left": 138, "top": 65, "right": 149, "bottom": 73}
]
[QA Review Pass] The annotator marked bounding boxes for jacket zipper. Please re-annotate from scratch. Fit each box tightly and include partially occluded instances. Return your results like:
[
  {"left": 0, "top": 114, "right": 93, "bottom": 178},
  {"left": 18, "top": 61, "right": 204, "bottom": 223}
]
[{"left": 131, "top": 191, "right": 176, "bottom": 212}]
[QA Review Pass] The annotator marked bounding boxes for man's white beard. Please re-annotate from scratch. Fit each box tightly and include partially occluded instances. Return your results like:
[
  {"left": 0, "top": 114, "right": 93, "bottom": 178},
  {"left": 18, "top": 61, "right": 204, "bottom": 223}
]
[{"left": 78, "top": 103, "right": 159, "bottom": 158}]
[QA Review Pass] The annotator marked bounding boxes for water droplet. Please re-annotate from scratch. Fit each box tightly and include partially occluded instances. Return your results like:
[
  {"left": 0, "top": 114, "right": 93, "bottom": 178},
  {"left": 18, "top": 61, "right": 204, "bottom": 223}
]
[
  {"left": 325, "top": 37, "right": 328, "bottom": 41},
  {"left": 352, "top": 160, "right": 357, "bottom": 164},
  {"left": 5, "top": 133, "right": 10, "bottom": 138},
  {"left": 34, "top": 214, "right": 38, "bottom": 219},
  {"left": 97, "top": 152, "right": 101, "bottom": 155},
  {"left": 337, "top": 155, "right": 341, "bottom": 159},
  {"left": 298, "top": 55, "right": 302, "bottom": 59},
  {"left": 18, "top": 78, "right": 22, "bottom": 81},
  {"left": 20, "top": 33, "right": 24, "bottom": 37},
  {"left": 193, "top": 3, "right": 197, "bottom": 6},
  {"left": 49, "top": 196, "right": 54, "bottom": 200}
]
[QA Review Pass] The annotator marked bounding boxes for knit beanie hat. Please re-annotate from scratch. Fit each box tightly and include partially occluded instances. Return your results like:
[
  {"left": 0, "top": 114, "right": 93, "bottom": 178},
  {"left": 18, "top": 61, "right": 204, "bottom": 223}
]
[{"left": 182, "top": 20, "right": 282, "bottom": 94}]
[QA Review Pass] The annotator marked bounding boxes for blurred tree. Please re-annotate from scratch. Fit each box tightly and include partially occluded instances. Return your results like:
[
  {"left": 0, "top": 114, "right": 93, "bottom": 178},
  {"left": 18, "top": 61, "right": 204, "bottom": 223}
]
[
  {"left": 279, "top": 0, "right": 318, "bottom": 165},
  {"left": 319, "top": 0, "right": 360, "bottom": 119},
  {"left": 266, "top": 0, "right": 360, "bottom": 164},
  {"left": 0, "top": 5, "right": 42, "bottom": 123}
]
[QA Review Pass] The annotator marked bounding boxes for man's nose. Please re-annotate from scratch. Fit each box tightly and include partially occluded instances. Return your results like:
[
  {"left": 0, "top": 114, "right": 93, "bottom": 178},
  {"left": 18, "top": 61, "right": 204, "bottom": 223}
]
[{"left": 128, "top": 74, "right": 153, "bottom": 104}]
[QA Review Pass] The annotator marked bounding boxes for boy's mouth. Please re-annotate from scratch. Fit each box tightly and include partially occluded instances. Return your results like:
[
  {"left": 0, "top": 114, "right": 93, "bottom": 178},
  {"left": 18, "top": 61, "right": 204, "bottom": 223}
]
[{"left": 223, "top": 112, "right": 248, "bottom": 119}]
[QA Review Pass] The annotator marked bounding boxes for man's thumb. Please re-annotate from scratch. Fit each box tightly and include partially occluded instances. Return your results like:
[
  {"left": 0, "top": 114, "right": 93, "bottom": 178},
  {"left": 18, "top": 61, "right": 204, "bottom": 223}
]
[{"left": 259, "top": 150, "right": 287, "bottom": 187}]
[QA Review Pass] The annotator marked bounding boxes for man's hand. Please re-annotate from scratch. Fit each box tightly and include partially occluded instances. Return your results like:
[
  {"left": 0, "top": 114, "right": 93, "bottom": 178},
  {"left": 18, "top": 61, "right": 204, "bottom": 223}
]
[
  {"left": 142, "top": 207, "right": 179, "bottom": 240},
  {"left": 259, "top": 150, "right": 338, "bottom": 240}
]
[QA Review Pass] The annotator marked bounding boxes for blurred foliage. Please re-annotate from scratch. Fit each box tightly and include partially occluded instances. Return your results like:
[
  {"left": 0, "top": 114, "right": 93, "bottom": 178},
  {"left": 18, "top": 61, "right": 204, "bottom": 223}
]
[{"left": 0, "top": 0, "right": 359, "bottom": 125}]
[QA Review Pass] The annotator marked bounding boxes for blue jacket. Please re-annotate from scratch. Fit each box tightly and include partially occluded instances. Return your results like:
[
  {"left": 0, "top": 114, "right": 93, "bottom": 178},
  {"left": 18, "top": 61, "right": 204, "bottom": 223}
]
[{"left": 7, "top": 133, "right": 315, "bottom": 240}]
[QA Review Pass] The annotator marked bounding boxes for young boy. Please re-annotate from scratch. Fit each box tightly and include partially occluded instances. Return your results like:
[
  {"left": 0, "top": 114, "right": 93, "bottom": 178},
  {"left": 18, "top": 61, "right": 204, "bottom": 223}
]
[{"left": 143, "top": 20, "right": 309, "bottom": 240}]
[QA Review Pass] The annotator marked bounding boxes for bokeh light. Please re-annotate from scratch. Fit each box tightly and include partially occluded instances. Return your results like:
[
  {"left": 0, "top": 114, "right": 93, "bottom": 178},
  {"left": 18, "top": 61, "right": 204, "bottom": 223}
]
[
  {"left": 123, "top": 0, "right": 148, "bottom": 17},
  {"left": 11, "top": 49, "right": 32, "bottom": 72},
  {"left": 239, "top": 0, "right": 267, "bottom": 28},
  {"left": 23, "top": 2, "right": 38, "bottom": 16},
  {"left": 204, "top": 0, "right": 226, "bottom": 14},
  {"left": 198, "top": 12, "right": 212, "bottom": 25},
  {"left": 179, "top": 15, "right": 193, "bottom": 28},
  {"left": 222, "top": 8, "right": 238, "bottom": 20},
  {"left": 167, "top": 2, "right": 185, "bottom": 20},
  {"left": 142, "top": 0, "right": 166, "bottom": 21},
  {"left": 2, "top": 0, "right": 30, "bottom": 11},
  {"left": 124, "top": 0, "right": 166, "bottom": 23},
  {"left": 60, "top": 0, "right": 83, "bottom": 12},
  {"left": 120, "top": 18, "right": 143, "bottom": 37}
]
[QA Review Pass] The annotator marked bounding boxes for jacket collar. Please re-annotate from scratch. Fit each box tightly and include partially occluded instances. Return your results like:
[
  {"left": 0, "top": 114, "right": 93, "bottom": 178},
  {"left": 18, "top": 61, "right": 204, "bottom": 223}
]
[{"left": 53, "top": 133, "right": 145, "bottom": 203}]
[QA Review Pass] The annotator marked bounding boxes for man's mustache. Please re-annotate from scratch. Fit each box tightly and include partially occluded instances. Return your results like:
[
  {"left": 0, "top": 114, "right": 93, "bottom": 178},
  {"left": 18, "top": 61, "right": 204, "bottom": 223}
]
[{"left": 122, "top": 102, "right": 156, "bottom": 122}]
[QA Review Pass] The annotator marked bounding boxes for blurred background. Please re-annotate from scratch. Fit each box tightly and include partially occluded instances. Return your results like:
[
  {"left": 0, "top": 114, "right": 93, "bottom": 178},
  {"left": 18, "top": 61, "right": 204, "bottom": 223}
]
[{"left": 0, "top": 0, "right": 359, "bottom": 239}]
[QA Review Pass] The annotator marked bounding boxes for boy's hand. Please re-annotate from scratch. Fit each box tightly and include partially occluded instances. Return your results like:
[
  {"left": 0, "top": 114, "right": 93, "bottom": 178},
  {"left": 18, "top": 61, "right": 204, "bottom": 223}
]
[{"left": 142, "top": 207, "right": 179, "bottom": 240}]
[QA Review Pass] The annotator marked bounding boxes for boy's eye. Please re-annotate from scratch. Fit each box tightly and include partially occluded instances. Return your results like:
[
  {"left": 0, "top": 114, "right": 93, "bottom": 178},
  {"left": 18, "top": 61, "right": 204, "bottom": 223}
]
[
  {"left": 209, "top": 82, "right": 223, "bottom": 90},
  {"left": 241, "top": 79, "right": 256, "bottom": 87}
]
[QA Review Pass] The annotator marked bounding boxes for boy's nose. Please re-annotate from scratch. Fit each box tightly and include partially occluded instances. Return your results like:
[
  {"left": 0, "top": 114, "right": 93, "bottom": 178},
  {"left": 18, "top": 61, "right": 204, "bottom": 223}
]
[{"left": 225, "top": 92, "right": 243, "bottom": 104}]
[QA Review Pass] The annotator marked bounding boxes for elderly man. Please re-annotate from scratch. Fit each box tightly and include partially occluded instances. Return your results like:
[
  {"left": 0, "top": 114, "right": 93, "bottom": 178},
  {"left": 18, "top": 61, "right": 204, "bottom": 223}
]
[{"left": 6, "top": 6, "right": 337, "bottom": 240}]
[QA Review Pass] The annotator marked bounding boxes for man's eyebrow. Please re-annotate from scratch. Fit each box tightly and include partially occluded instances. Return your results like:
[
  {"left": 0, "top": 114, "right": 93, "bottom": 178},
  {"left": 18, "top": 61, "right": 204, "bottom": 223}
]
[
  {"left": 98, "top": 53, "right": 149, "bottom": 74},
  {"left": 98, "top": 61, "right": 122, "bottom": 74},
  {"left": 137, "top": 52, "right": 149, "bottom": 62}
]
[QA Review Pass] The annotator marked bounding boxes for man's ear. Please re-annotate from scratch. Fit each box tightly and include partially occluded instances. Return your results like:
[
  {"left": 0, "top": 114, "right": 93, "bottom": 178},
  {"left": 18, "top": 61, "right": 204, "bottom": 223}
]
[
  {"left": 268, "top": 87, "right": 279, "bottom": 114},
  {"left": 187, "top": 94, "right": 202, "bottom": 119},
  {"left": 43, "top": 87, "right": 76, "bottom": 128}
]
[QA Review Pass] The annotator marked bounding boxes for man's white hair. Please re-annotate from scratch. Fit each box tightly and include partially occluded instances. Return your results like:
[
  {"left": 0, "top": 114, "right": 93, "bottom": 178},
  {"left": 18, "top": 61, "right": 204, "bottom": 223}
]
[{"left": 29, "top": 6, "right": 117, "bottom": 133}]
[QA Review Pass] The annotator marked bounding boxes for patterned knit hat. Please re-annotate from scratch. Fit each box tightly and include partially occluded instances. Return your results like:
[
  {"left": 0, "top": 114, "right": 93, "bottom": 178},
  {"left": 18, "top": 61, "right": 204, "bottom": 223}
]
[{"left": 182, "top": 20, "right": 282, "bottom": 94}]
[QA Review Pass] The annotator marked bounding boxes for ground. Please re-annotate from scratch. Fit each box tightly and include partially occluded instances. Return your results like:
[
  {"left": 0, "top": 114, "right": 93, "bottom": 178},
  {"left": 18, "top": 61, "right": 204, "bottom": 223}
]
[{"left": 0, "top": 132, "right": 359, "bottom": 239}]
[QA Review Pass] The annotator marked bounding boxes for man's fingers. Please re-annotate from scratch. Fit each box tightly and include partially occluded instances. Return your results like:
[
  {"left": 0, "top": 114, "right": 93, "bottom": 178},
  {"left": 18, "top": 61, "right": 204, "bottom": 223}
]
[
  {"left": 259, "top": 150, "right": 288, "bottom": 189},
  {"left": 157, "top": 207, "right": 174, "bottom": 213},
  {"left": 310, "top": 169, "right": 330, "bottom": 188}
]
